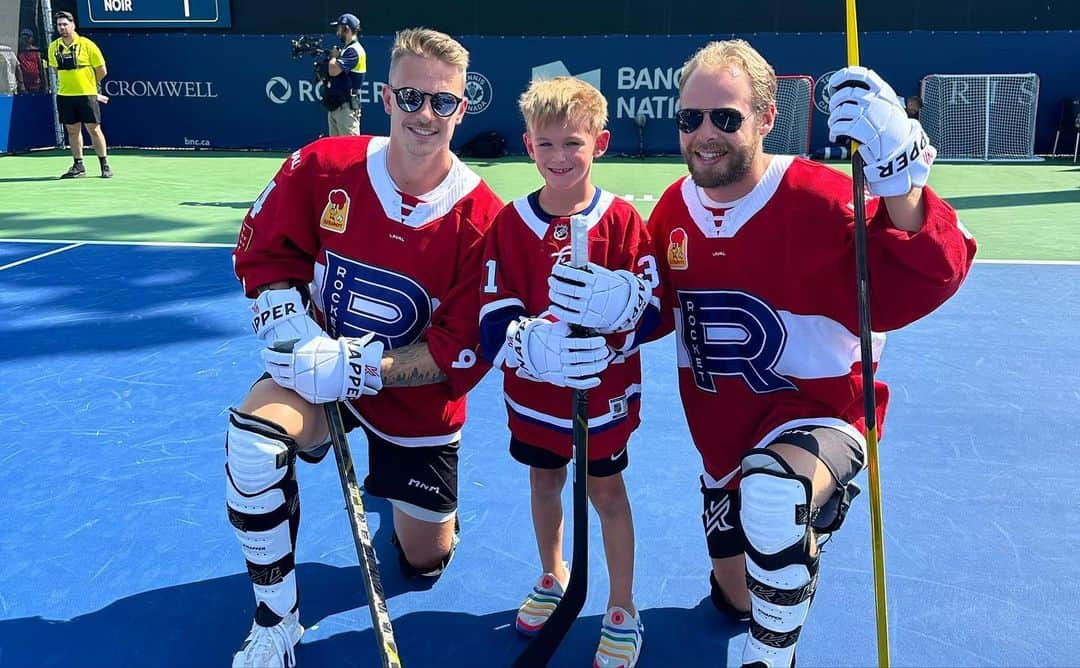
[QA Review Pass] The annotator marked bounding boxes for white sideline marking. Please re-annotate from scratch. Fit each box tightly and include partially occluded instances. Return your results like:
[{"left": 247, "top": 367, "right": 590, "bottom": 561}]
[
  {"left": 974, "top": 259, "right": 1080, "bottom": 266},
  {"left": 0, "top": 238, "right": 1077, "bottom": 266},
  {"left": 0, "top": 243, "right": 83, "bottom": 271},
  {"left": 0, "top": 238, "right": 233, "bottom": 248}
]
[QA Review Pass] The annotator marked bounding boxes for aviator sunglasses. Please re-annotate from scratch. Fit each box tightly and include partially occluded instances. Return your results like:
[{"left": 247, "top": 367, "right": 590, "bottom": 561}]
[
  {"left": 675, "top": 107, "right": 748, "bottom": 134},
  {"left": 390, "top": 86, "right": 464, "bottom": 117}
]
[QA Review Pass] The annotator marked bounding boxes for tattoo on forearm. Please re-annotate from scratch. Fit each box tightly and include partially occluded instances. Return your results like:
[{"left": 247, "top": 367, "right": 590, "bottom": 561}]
[{"left": 383, "top": 343, "right": 448, "bottom": 387}]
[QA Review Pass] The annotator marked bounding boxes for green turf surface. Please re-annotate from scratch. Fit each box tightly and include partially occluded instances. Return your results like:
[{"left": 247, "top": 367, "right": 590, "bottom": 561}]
[{"left": 1, "top": 149, "right": 1077, "bottom": 260}]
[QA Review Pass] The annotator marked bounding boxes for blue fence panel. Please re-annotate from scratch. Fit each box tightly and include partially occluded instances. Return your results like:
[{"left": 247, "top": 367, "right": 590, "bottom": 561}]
[
  {"left": 8, "top": 94, "right": 57, "bottom": 153},
  {"left": 88, "top": 31, "right": 1078, "bottom": 155},
  {"left": 0, "top": 96, "right": 11, "bottom": 153}
]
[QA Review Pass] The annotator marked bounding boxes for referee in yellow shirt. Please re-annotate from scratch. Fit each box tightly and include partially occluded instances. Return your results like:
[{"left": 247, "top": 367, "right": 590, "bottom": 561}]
[{"left": 48, "top": 11, "right": 112, "bottom": 178}]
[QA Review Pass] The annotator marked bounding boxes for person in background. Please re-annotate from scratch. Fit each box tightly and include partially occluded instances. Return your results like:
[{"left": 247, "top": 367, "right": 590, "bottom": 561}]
[
  {"left": 47, "top": 11, "right": 112, "bottom": 178},
  {"left": 17, "top": 28, "right": 46, "bottom": 94},
  {"left": 325, "top": 13, "right": 366, "bottom": 136},
  {"left": 905, "top": 94, "right": 923, "bottom": 119}
]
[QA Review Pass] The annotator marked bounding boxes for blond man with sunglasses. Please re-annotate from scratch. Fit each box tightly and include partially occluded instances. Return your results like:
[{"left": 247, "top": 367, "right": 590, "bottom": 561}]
[
  {"left": 227, "top": 28, "right": 502, "bottom": 668},
  {"left": 550, "top": 39, "right": 976, "bottom": 666}
]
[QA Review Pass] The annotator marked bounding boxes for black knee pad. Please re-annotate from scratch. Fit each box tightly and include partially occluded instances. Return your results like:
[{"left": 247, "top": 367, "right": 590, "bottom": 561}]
[
  {"left": 701, "top": 478, "right": 745, "bottom": 559},
  {"left": 709, "top": 570, "right": 750, "bottom": 622},
  {"left": 391, "top": 515, "right": 461, "bottom": 580},
  {"left": 297, "top": 439, "right": 332, "bottom": 464}
]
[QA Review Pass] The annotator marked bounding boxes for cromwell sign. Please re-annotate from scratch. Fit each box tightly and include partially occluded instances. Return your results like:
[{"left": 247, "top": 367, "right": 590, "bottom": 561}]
[{"left": 102, "top": 80, "right": 219, "bottom": 98}]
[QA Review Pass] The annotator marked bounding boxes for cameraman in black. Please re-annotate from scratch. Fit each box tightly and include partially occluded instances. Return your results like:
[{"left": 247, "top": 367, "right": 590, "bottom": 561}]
[{"left": 325, "top": 13, "right": 366, "bottom": 136}]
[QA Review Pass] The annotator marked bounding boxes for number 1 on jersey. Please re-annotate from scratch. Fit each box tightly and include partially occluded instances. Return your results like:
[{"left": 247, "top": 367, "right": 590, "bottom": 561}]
[{"left": 482, "top": 259, "right": 498, "bottom": 294}]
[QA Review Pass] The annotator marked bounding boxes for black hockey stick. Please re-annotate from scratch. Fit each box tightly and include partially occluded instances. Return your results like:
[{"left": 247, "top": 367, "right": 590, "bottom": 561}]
[
  {"left": 844, "top": 2, "right": 891, "bottom": 664},
  {"left": 512, "top": 217, "right": 592, "bottom": 667},
  {"left": 324, "top": 401, "right": 403, "bottom": 668},
  {"left": 268, "top": 339, "right": 402, "bottom": 668}
]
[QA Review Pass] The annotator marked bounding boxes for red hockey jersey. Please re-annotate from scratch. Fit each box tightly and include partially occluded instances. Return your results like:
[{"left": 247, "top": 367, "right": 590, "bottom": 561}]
[
  {"left": 479, "top": 189, "right": 662, "bottom": 457},
  {"left": 234, "top": 135, "right": 503, "bottom": 446},
  {"left": 648, "top": 156, "right": 976, "bottom": 486}
]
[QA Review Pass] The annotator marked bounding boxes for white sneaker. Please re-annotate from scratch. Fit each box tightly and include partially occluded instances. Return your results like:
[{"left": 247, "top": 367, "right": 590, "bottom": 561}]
[
  {"left": 594, "top": 606, "right": 644, "bottom": 668},
  {"left": 515, "top": 567, "right": 568, "bottom": 636},
  {"left": 232, "top": 610, "right": 304, "bottom": 668}
]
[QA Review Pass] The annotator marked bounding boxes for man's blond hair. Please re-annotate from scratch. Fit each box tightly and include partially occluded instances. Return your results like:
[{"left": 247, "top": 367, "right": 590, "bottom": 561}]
[
  {"left": 519, "top": 77, "right": 608, "bottom": 136},
  {"left": 678, "top": 39, "right": 776, "bottom": 112},
  {"left": 390, "top": 28, "right": 469, "bottom": 79}
]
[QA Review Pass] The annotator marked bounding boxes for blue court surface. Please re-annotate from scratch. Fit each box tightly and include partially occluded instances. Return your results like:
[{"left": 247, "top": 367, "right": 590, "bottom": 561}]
[{"left": 1, "top": 240, "right": 1077, "bottom": 667}]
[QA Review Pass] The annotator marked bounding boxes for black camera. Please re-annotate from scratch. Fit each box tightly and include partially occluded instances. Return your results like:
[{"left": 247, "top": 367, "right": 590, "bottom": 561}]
[{"left": 290, "top": 34, "right": 330, "bottom": 84}]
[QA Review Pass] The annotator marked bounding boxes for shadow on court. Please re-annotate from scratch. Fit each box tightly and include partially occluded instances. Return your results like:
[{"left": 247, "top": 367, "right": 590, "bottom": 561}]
[
  {"left": 179, "top": 201, "right": 254, "bottom": 209},
  {"left": 0, "top": 565, "right": 744, "bottom": 668},
  {"left": 948, "top": 187, "right": 1080, "bottom": 210},
  {"left": 0, "top": 244, "right": 240, "bottom": 362}
]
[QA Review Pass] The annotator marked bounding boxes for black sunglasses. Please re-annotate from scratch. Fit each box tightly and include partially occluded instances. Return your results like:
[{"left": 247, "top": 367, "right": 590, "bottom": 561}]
[
  {"left": 675, "top": 108, "right": 747, "bottom": 134},
  {"left": 390, "top": 86, "right": 464, "bottom": 118}
]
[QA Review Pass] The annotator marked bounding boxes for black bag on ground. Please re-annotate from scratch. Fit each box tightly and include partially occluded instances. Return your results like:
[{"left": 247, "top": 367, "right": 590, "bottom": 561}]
[{"left": 459, "top": 131, "right": 507, "bottom": 158}]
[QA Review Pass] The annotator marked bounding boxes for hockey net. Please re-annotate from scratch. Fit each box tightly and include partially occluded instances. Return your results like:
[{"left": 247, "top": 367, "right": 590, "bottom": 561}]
[
  {"left": 764, "top": 75, "right": 813, "bottom": 156},
  {"left": 920, "top": 73, "right": 1041, "bottom": 161}
]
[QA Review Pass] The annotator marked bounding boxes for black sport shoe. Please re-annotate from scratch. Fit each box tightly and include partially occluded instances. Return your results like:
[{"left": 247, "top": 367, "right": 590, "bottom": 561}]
[
  {"left": 60, "top": 163, "right": 86, "bottom": 179},
  {"left": 100, "top": 165, "right": 114, "bottom": 178}
]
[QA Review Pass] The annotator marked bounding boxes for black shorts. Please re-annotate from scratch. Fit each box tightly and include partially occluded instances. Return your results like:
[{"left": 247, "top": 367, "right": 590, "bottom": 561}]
[
  {"left": 352, "top": 418, "right": 459, "bottom": 522},
  {"left": 702, "top": 425, "right": 865, "bottom": 559},
  {"left": 57, "top": 95, "right": 100, "bottom": 125},
  {"left": 510, "top": 436, "right": 628, "bottom": 478},
  {"left": 254, "top": 374, "right": 459, "bottom": 522},
  {"left": 771, "top": 425, "right": 865, "bottom": 532}
]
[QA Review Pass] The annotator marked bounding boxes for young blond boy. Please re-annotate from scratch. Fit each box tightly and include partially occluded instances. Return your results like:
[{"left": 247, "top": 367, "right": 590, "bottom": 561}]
[{"left": 478, "top": 77, "right": 661, "bottom": 668}]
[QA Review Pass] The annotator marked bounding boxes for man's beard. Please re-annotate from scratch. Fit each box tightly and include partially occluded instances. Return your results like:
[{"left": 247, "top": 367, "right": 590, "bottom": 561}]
[{"left": 682, "top": 138, "right": 756, "bottom": 189}]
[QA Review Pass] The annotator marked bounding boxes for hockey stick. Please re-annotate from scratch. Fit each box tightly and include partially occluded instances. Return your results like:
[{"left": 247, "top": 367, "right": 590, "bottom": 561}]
[
  {"left": 324, "top": 400, "right": 403, "bottom": 668},
  {"left": 512, "top": 216, "right": 592, "bottom": 667},
  {"left": 844, "top": 2, "right": 891, "bottom": 666},
  {"left": 269, "top": 338, "right": 402, "bottom": 668},
  {"left": 270, "top": 334, "right": 406, "bottom": 664}
]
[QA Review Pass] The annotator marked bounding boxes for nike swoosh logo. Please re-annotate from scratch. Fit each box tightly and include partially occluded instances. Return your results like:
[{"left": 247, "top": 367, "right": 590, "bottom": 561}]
[{"left": 610, "top": 447, "right": 627, "bottom": 461}]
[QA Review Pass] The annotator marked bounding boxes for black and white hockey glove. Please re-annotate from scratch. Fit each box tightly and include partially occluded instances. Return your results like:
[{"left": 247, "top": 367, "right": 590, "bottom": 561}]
[
  {"left": 828, "top": 66, "right": 936, "bottom": 197},
  {"left": 547, "top": 262, "right": 650, "bottom": 333},
  {"left": 504, "top": 317, "right": 610, "bottom": 390},
  {"left": 250, "top": 287, "right": 324, "bottom": 345},
  {"left": 261, "top": 332, "right": 384, "bottom": 404}
]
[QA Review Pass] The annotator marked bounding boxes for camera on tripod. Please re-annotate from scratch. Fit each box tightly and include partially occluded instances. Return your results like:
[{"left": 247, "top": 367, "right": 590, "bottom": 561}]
[{"left": 290, "top": 34, "right": 331, "bottom": 84}]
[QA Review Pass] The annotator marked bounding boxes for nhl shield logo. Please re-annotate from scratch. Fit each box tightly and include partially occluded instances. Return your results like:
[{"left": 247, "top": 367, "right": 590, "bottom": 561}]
[
  {"left": 321, "top": 189, "right": 350, "bottom": 233},
  {"left": 553, "top": 223, "right": 569, "bottom": 241},
  {"left": 668, "top": 227, "right": 688, "bottom": 270}
]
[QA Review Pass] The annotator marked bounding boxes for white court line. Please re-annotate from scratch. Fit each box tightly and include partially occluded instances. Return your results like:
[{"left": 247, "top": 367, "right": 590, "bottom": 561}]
[
  {"left": 0, "top": 243, "right": 84, "bottom": 272},
  {"left": 973, "top": 259, "right": 1080, "bottom": 266},
  {"left": 0, "top": 238, "right": 1077, "bottom": 266},
  {"left": 0, "top": 238, "right": 233, "bottom": 249}
]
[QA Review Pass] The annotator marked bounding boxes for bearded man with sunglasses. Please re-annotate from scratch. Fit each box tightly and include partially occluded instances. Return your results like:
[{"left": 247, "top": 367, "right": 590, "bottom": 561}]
[
  {"left": 549, "top": 39, "right": 975, "bottom": 666},
  {"left": 227, "top": 28, "right": 503, "bottom": 668}
]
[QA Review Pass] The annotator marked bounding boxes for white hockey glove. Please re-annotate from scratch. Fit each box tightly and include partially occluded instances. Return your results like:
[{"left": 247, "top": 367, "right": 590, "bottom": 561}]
[
  {"left": 250, "top": 287, "right": 324, "bottom": 345},
  {"left": 261, "top": 332, "right": 384, "bottom": 404},
  {"left": 504, "top": 317, "right": 611, "bottom": 390},
  {"left": 828, "top": 67, "right": 936, "bottom": 197},
  {"left": 548, "top": 262, "right": 650, "bottom": 333}
]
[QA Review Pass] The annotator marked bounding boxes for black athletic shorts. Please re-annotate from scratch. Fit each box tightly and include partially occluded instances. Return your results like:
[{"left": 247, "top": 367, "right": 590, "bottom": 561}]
[
  {"left": 348, "top": 414, "right": 459, "bottom": 521},
  {"left": 57, "top": 95, "right": 100, "bottom": 125},
  {"left": 254, "top": 374, "right": 458, "bottom": 521},
  {"left": 509, "top": 436, "right": 628, "bottom": 478}
]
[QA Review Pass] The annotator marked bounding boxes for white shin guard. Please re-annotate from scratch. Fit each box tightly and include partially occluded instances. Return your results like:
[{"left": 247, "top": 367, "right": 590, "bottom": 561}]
[
  {"left": 226, "top": 409, "right": 301, "bottom": 625},
  {"left": 739, "top": 449, "right": 820, "bottom": 668}
]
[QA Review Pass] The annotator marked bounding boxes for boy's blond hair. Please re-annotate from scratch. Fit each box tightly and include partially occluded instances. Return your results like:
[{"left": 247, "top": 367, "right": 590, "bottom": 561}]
[
  {"left": 519, "top": 76, "right": 608, "bottom": 136},
  {"left": 678, "top": 39, "right": 776, "bottom": 113},
  {"left": 390, "top": 28, "right": 469, "bottom": 79}
]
